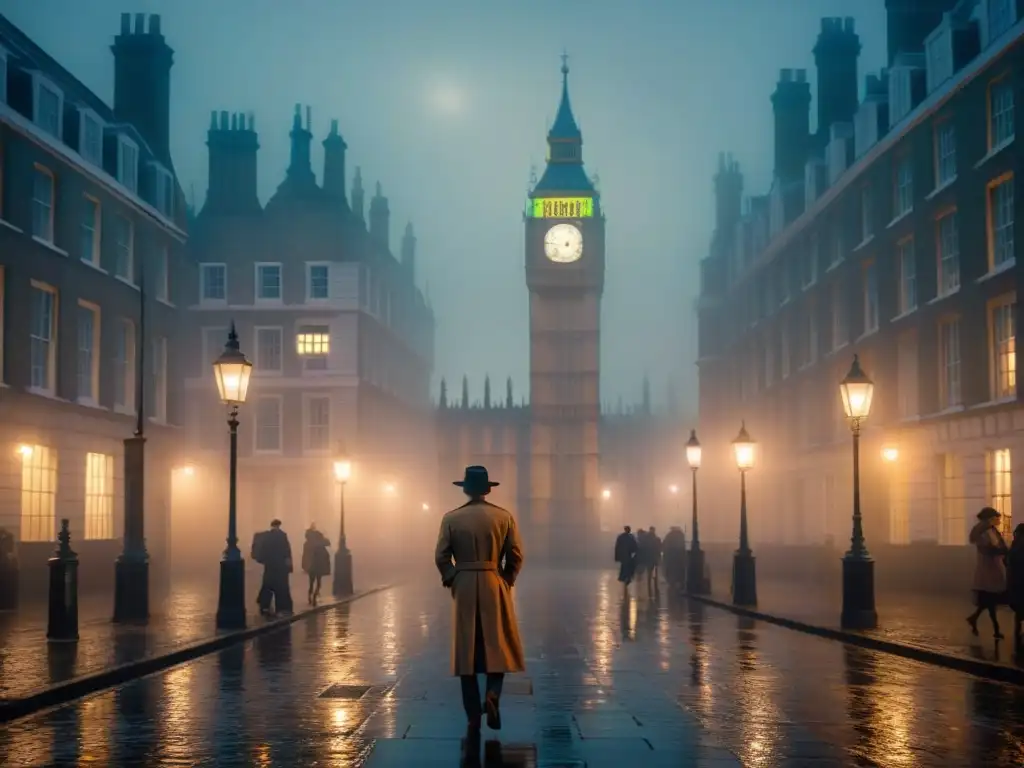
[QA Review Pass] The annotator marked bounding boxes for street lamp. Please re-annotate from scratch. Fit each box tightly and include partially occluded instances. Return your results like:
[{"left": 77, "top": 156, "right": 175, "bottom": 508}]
[
  {"left": 601, "top": 488, "right": 611, "bottom": 500},
  {"left": 839, "top": 354, "right": 878, "bottom": 630},
  {"left": 668, "top": 484, "right": 679, "bottom": 495},
  {"left": 731, "top": 421, "right": 757, "bottom": 607},
  {"left": 213, "top": 323, "right": 253, "bottom": 630},
  {"left": 332, "top": 453, "right": 353, "bottom": 597},
  {"left": 686, "top": 429, "right": 708, "bottom": 595},
  {"left": 421, "top": 502, "right": 430, "bottom": 512}
]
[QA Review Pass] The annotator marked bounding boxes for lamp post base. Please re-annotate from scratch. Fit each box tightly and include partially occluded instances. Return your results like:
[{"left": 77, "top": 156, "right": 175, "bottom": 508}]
[
  {"left": 113, "top": 554, "right": 150, "bottom": 623},
  {"left": 687, "top": 548, "right": 710, "bottom": 595},
  {"left": 333, "top": 545, "right": 353, "bottom": 598},
  {"left": 732, "top": 550, "right": 757, "bottom": 607},
  {"left": 841, "top": 554, "right": 877, "bottom": 630},
  {"left": 216, "top": 557, "right": 246, "bottom": 630}
]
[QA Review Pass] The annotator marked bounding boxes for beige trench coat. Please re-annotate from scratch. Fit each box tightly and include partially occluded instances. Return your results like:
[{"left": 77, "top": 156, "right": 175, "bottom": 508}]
[
  {"left": 434, "top": 500, "right": 526, "bottom": 676},
  {"left": 970, "top": 521, "right": 1007, "bottom": 594}
]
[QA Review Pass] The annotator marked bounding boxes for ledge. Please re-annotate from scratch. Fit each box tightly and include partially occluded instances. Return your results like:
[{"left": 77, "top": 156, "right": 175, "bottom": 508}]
[
  {"left": 976, "top": 259, "right": 1016, "bottom": 283},
  {"left": 0, "top": 218, "right": 23, "bottom": 233},
  {"left": 31, "top": 236, "right": 68, "bottom": 257},
  {"left": 974, "top": 137, "right": 1014, "bottom": 170}
]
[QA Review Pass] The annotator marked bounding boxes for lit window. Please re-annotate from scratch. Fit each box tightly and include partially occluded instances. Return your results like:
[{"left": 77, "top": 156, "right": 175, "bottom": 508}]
[
  {"left": 114, "top": 319, "right": 135, "bottom": 410},
  {"left": 152, "top": 336, "right": 167, "bottom": 422},
  {"left": 114, "top": 215, "right": 134, "bottom": 282},
  {"left": 29, "top": 283, "right": 56, "bottom": 393},
  {"left": 32, "top": 165, "right": 54, "bottom": 243},
  {"left": 255, "top": 327, "right": 283, "bottom": 373},
  {"left": 297, "top": 326, "right": 329, "bottom": 371},
  {"left": 988, "top": 448, "right": 1013, "bottom": 538},
  {"left": 117, "top": 136, "right": 139, "bottom": 193},
  {"left": 20, "top": 444, "right": 57, "bottom": 542},
  {"left": 84, "top": 452, "right": 114, "bottom": 540},
  {"left": 256, "top": 263, "right": 282, "bottom": 301},
  {"left": 307, "top": 264, "right": 329, "bottom": 300},
  {"left": 76, "top": 301, "right": 100, "bottom": 404},
  {"left": 936, "top": 211, "right": 960, "bottom": 296},
  {"left": 305, "top": 396, "right": 331, "bottom": 451},
  {"left": 894, "top": 156, "right": 913, "bottom": 217},
  {"left": 939, "top": 453, "right": 965, "bottom": 545},
  {"left": 80, "top": 196, "right": 100, "bottom": 265},
  {"left": 935, "top": 122, "right": 956, "bottom": 186},
  {"left": 989, "top": 78, "right": 1015, "bottom": 150},
  {"left": 863, "top": 260, "right": 879, "bottom": 334},
  {"left": 988, "top": 174, "right": 1014, "bottom": 270},
  {"left": 939, "top": 317, "right": 961, "bottom": 408},
  {"left": 79, "top": 111, "right": 103, "bottom": 166},
  {"left": 254, "top": 396, "right": 282, "bottom": 452},
  {"left": 897, "top": 238, "right": 916, "bottom": 315},
  {"left": 155, "top": 245, "right": 170, "bottom": 302},
  {"left": 200, "top": 263, "right": 226, "bottom": 302},
  {"left": 990, "top": 297, "right": 1016, "bottom": 399},
  {"left": 33, "top": 79, "right": 61, "bottom": 138}
]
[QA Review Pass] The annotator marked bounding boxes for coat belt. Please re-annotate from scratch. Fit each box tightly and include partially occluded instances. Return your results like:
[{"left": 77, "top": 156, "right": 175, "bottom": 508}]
[{"left": 456, "top": 561, "right": 498, "bottom": 571}]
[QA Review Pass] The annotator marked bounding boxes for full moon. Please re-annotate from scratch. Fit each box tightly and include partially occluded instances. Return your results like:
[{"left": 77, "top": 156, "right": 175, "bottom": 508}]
[{"left": 426, "top": 80, "right": 465, "bottom": 116}]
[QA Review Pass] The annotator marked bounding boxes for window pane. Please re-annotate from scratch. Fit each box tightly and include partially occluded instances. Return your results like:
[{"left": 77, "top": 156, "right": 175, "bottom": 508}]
[
  {"left": 255, "top": 397, "right": 282, "bottom": 452},
  {"left": 201, "top": 264, "right": 226, "bottom": 301},
  {"left": 84, "top": 452, "right": 115, "bottom": 540},
  {"left": 114, "top": 215, "right": 134, "bottom": 280},
  {"left": 77, "top": 305, "right": 96, "bottom": 401},
  {"left": 309, "top": 265, "right": 329, "bottom": 299},
  {"left": 306, "top": 397, "right": 330, "bottom": 450},
  {"left": 32, "top": 168, "right": 53, "bottom": 241},
  {"left": 258, "top": 265, "right": 281, "bottom": 299},
  {"left": 80, "top": 197, "right": 99, "bottom": 264},
  {"left": 990, "top": 177, "right": 1015, "bottom": 268},
  {"left": 20, "top": 444, "right": 57, "bottom": 542},
  {"left": 30, "top": 286, "right": 54, "bottom": 391},
  {"left": 256, "top": 328, "right": 283, "bottom": 372}
]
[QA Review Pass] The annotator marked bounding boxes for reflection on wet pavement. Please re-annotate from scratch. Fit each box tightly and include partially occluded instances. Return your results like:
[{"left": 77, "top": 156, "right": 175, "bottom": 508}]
[{"left": 1, "top": 569, "right": 1023, "bottom": 766}]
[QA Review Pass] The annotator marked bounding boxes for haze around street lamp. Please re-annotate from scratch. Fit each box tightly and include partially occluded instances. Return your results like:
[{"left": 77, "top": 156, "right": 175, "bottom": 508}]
[
  {"left": 669, "top": 484, "right": 679, "bottom": 494},
  {"left": 881, "top": 446, "right": 899, "bottom": 463},
  {"left": 333, "top": 458, "right": 352, "bottom": 483},
  {"left": 601, "top": 488, "right": 611, "bottom": 500},
  {"left": 732, "top": 422, "right": 756, "bottom": 470},
  {"left": 840, "top": 354, "right": 874, "bottom": 421},
  {"left": 686, "top": 429, "right": 702, "bottom": 469}
]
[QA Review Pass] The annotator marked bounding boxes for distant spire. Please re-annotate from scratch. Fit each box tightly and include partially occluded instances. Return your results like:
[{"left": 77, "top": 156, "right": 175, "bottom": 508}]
[
  {"left": 506, "top": 377, "right": 513, "bottom": 408},
  {"left": 484, "top": 375, "right": 491, "bottom": 409},
  {"left": 533, "top": 54, "right": 590, "bottom": 193},
  {"left": 549, "top": 52, "right": 581, "bottom": 141},
  {"left": 439, "top": 378, "right": 448, "bottom": 409},
  {"left": 351, "top": 166, "right": 365, "bottom": 222},
  {"left": 461, "top": 375, "right": 469, "bottom": 409}
]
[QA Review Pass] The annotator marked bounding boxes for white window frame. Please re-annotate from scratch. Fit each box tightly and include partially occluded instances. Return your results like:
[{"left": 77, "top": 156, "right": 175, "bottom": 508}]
[
  {"left": 29, "top": 281, "right": 57, "bottom": 395},
  {"left": 989, "top": 77, "right": 1015, "bottom": 150},
  {"left": 863, "top": 261, "right": 879, "bottom": 334},
  {"left": 935, "top": 121, "right": 956, "bottom": 188},
  {"left": 303, "top": 394, "right": 331, "bottom": 453},
  {"left": 925, "top": 26, "right": 953, "bottom": 93},
  {"left": 78, "top": 108, "right": 104, "bottom": 167},
  {"left": 202, "top": 326, "right": 228, "bottom": 370},
  {"left": 937, "top": 211, "right": 960, "bottom": 297},
  {"left": 897, "top": 238, "right": 916, "bottom": 315},
  {"left": 255, "top": 262, "right": 282, "bottom": 302},
  {"left": 199, "top": 263, "right": 227, "bottom": 303},
  {"left": 306, "top": 262, "right": 330, "bottom": 301},
  {"left": 254, "top": 326, "right": 284, "bottom": 375},
  {"left": 114, "top": 318, "right": 136, "bottom": 412},
  {"left": 297, "top": 325, "right": 330, "bottom": 372},
  {"left": 155, "top": 244, "right": 170, "bottom": 302},
  {"left": 254, "top": 395, "right": 283, "bottom": 454},
  {"left": 939, "top": 318, "right": 961, "bottom": 408},
  {"left": 32, "top": 164, "right": 55, "bottom": 243},
  {"left": 113, "top": 214, "right": 134, "bottom": 283},
  {"left": 988, "top": 173, "right": 1015, "bottom": 271},
  {"left": 76, "top": 300, "right": 100, "bottom": 405},
  {"left": 989, "top": 296, "right": 1017, "bottom": 400},
  {"left": 895, "top": 156, "right": 913, "bottom": 218},
  {"left": 151, "top": 163, "right": 175, "bottom": 219},
  {"left": 31, "top": 73, "right": 63, "bottom": 139},
  {"left": 80, "top": 195, "right": 101, "bottom": 266},
  {"left": 152, "top": 336, "right": 167, "bottom": 423},
  {"left": 116, "top": 134, "right": 139, "bottom": 194}
]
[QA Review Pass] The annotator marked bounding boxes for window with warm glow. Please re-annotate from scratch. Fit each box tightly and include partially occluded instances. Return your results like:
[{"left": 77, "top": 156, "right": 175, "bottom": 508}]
[
  {"left": 989, "top": 297, "right": 1016, "bottom": 399},
  {"left": 939, "top": 317, "right": 961, "bottom": 408},
  {"left": 297, "top": 326, "right": 330, "bottom": 371},
  {"left": 987, "top": 448, "right": 1012, "bottom": 538},
  {"left": 987, "top": 173, "right": 1014, "bottom": 270},
  {"left": 939, "top": 453, "right": 965, "bottom": 545},
  {"left": 20, "top": 444, "right": 57, "bottom": 542},
  {"left": 84, "top": 452, "right": 114, "bottom": 540}
]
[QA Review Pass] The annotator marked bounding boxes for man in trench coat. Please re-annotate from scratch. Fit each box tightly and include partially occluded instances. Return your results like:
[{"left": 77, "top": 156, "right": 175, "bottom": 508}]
[{"left": 435, "top": 465, "right": 525, "bottom": 734}]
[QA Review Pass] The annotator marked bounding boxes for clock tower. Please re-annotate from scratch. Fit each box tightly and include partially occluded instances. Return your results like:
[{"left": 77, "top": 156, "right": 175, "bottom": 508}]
[{"left": 524, "top": 56, "right": 604, "bottom": 559}]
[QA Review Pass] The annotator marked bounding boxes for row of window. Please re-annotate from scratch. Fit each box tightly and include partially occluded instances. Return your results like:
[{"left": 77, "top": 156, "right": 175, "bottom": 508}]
[
  {"left": 19, "top": 444, "right": 115, "bottom": 542},
  {"left": 199, "top": 262, "right": 328, "bottom": 304},
  {"left": 20, "top": 280, "right": 167, "bottom": 419},
  {"left": 252, "top": 395, "right": 332, "bottom": 454},
  {"left": 202, "top": 325, "right": 330, "bottom": 374}
]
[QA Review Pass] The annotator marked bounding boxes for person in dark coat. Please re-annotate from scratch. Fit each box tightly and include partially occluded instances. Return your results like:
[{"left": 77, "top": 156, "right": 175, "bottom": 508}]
[
  {"left": 645, "top": 526, "right": 663, "bottom": 594},
  {"left": 256, "top": 519, "right": 293, "bottom": 616},
  {"left": 302, "top": 523, "right": 331, "bottom": 605},
  {"left": 1008, "top": 523, "right": 1024, "bottom": 651},
  {"left": 614, "top": 526, "right": 638, "bottom": 592},
  {"left": 661, "top": 526, "right": 687, "bottom": 591}
]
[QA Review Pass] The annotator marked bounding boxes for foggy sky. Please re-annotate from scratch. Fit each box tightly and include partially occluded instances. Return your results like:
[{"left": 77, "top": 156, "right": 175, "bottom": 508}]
[{"left": 2, "top": 0, "right": 885, "bottom": 412}]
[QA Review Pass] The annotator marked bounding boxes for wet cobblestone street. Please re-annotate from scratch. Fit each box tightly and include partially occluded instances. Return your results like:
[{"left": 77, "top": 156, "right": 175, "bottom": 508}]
[{"left": 1, "top": 569, "right": 1023, "bottom": 766}]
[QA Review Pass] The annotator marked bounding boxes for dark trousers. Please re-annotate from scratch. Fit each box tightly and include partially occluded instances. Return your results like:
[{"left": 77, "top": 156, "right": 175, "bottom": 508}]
[
  {"left": 257, "top": 567, "right": 293, "bottom": 613},
  {"left": 459, "top": 608, "right": 505, "bottom": 721}
]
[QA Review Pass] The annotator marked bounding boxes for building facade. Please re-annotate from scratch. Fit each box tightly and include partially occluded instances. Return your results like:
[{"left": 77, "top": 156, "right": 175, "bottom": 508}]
[
  {"left": 698, "top": 0, "right": 1024, "bottom": 549},
  {"left": 182, "top": 105, "right": 435, "bottom": 570},
  {"left": 0, "top": 12, "right": 190, "bottom": 594}
]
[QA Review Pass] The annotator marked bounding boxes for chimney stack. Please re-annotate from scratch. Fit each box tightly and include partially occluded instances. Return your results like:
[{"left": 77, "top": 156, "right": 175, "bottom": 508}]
[
  {"left": 401, "top": 222, "right": 416, "bottom": 279},
  {"left": 202, "top": 109, "right": 261, "bottom": 216},
  {"left": 369, "top": 181, "right": 390, "bottom": 250},
  {"left": 714, "top": 152, "right": 743, "bottom": 235},
  {"left": 813, "top": 17, "right": 861, "bottom": 144},
  {"left": 771, "top": 68, "right": 811, "bottom": 183},
  {"left": 322, "top": 119, "right": 348, "bottom": 207},
  {"left": 111, "top": 13, "right": 174, "bottom": 165}
]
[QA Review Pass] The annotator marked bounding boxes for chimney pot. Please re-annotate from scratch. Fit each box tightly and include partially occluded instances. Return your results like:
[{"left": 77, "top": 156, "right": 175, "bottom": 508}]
[
  {"left": 209, "top": 110, "right": 217, "bottom": 129},
  {"left": 796, "top": 69, "right": 807, "bottom": 83},
  {"left": 330, "top": 118, "right": 339, "bottom": 135},
  {"left": 231, "top": 113, "right": 238, "bottom": 130},
  {"left": 134, "top": 13, "right": 145, "bottom": 34},
  {"left": 248, "top": 112, "right": 255, "bottom": 130},
  {"left": 780, "top": 68, "right": 792, "bottom": 82},
  {"left": 220, "top": 110, "right": 229, "bottom": 130},
  {"left": 845, "top": 17, "right": 855, "bottom": 33},
  {"left": 120, "top": 12, "right": 131, "bottom": 34},
  {"left": 306, "top": 105, "right": 312, "bottom": 130},
  {"left": 149, "top": 14, "right": 161, "bottom": 34}
]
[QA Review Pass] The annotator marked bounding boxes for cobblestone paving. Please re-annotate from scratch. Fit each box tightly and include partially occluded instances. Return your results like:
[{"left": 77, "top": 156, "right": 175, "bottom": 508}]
[{"left": 1, "top": 569, "right": 1023, "bottom": 766}]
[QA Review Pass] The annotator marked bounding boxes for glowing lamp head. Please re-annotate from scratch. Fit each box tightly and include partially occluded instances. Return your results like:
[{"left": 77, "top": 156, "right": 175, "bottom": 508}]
[
  {"left": 669, "top": 484, "right": 679, "bottom": 495},
  {"left": 685, "top": 429, "right": 702, "bottom": 469},
  {"left": 384, "top": 483, "right": 396, "bottom": 496},
  {"left": 212, "top": 323, "right": 253, "bottom": 406},
  {"left": 881, "top": 446, "right": 899, "bottom": 463},
  {"left": 601, "top": 488, "right": 611, "bottom": 501},
  {"left": 16, "top": 444, "right": 33, "bottom": 458},
  {"left": 732, "top": 422, "right": 756, "bottom": 471},
  {"left": 333, "top": 458, "right": 352, "bottom": 483},
  {"left": 840, "top": 355, "right": 874, "bottom": 421},
  {"left": 182, "top": 465, "right": 195, "bottom": 477},
  {"left": 422, "top": 502, "right": 430, "bottom": 512}
]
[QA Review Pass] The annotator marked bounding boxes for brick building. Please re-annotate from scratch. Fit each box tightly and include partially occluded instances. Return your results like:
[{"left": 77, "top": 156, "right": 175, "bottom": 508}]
[
  {"left": 698, "top": 0, "right": 1024, "bottom": 549},
  {"left": 0, "top": 12, "right": 190, "bottom": 594}
]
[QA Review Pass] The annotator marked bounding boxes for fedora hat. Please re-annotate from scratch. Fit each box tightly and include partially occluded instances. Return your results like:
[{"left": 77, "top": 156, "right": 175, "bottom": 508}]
[
  {"left": 454, "top": 465, "right": 500, "bottom": 491},
  {"left": 978, "top": 507, "right": 1001, "bottom": 521}
]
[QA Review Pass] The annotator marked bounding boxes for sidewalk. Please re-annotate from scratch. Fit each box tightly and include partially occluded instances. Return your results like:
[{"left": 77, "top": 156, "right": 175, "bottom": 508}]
[
  {"left": 699, "top": 569, "right": 1022, "bottom": 675},
  {"left": 0, "top": 570, "right": 374, "bottom": 703}
]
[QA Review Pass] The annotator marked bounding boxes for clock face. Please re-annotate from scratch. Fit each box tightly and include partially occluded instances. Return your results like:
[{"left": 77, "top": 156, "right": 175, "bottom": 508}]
[{"left": 544, "top": 223, "right": 583, "bottom": 263}]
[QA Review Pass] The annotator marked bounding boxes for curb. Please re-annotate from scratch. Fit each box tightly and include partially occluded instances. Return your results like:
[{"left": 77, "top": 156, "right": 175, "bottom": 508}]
[
  {"left": 0, "top": 584, "right": 393, "bottom": 724},
  {"left": 686, "top": 593, "right": 1024, "bottom": 686}
]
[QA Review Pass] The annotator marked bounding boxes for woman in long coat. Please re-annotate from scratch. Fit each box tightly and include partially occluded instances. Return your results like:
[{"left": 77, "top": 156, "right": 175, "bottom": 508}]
[
  {"left": 301, "top": 523, "right": 331, "bottom": 605},
  {"left": 966, "top": 507, "right": 1008, "bottom": 639},
  {"left": 435, "top": 465, "right": 525, "bottom": 735}
]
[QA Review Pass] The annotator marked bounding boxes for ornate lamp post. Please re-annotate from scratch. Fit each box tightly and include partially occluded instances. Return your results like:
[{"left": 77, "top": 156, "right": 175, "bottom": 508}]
[
  {"left": 731, "top": 422, "right": 757, "bottom": 607},
  {"left": 686, "top": 429, "right": 709, "bottom": 595},
  {"left": 839, "top": 354, "right": 878, "bottom": 630},
  {"left": 213, "top": 323, "right": 253, "bottom": 630},
  {"left": 332, "top": 454, "right": 353, "bottom": 597}
]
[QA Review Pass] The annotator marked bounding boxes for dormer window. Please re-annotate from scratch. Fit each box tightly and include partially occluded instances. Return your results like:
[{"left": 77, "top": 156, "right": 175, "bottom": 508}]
[
  {"left": 153, "top": 166, "right": 175, "bottom": 218},
  {"left": 925, "top": 25, "right": 953, "bottom": 94},
  {"left": 117, "top": 135, "right": 139, "bottom": 194},
  {"left": 32, "top": 74, "right": 63, "bottom": 138},
  {"left": 78, "top": 109, "right": 103, "bottom": 166}
]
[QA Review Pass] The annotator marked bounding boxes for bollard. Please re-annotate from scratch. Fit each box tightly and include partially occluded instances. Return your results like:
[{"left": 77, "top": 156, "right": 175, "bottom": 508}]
[
  {"left": 47, "top": 519, "right": 79, "bottom": 643},
  {"left": 0, "top": 527, "right": 18, "bottom": 611}
]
